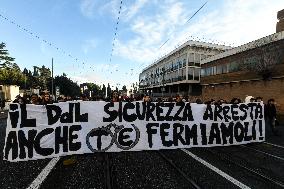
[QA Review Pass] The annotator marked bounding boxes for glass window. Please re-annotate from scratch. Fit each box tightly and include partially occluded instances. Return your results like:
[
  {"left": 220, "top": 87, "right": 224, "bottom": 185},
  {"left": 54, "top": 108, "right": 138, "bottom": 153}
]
[
  {"left": 201, "top": 68, "right": 205, "bottom": 76},
  {"left": 216, "top": 65, "right": 222, "bottom": 74},
  {"left": 183, "top": 58, "right": 186, "bottom": 67},
  {"left": 200, "top": 54, "right": 206, "bottom": 61},
  {"left": 194, "top": 54, "right": 200, "bottom": 63},
  {"left": 188, "top": 68, "right": 194, "bottom": 80},
  {"left": 194, "top": 68, "right": 200, "bottom": 80},
  {"left": 244, "top": 56, "right": 258, "bottom": 69},
  {"left": 222, "top": 64, "right": 228, "bottom": 73},
  {"left": 229, "top": 61, "right": 239, "bottom": 72},
  {"left": 188, "top": 53, "right": 194, "bottom": 66}
]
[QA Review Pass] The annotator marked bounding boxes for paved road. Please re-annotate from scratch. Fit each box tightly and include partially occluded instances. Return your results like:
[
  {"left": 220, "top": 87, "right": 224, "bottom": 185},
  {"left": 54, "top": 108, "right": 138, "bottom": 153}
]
[{"left": 0, "top": 116, "right": 283, "bottom": 189}]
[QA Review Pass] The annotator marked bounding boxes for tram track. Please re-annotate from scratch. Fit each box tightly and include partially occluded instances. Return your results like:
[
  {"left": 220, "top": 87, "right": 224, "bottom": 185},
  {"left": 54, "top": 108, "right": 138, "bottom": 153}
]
[
  {"left": 264, "top": 142, "right": 284, "bottom": 149},
  {"left": 157, "top": 151, "right": 201, "bottom": 189},
  {"left": 104, "top": 153, "right": 113, "bottom": 189},
  {"left": 240, "top": 144, "right": 284, "bottom": 161},
  {"left": 204, "top": 148, "right": 284, "bottom": 188}
]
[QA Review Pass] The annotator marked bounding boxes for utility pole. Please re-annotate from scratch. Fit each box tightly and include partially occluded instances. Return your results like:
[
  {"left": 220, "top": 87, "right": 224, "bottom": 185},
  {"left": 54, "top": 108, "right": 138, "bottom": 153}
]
[{"left": 52, "top": 58, "right": 54, "bottom": 97}]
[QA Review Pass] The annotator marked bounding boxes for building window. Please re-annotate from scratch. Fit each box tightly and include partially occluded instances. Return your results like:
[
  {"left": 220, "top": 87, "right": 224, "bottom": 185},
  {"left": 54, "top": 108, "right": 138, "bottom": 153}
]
[
  {"left": 188, "top": 53, "right": 194, "bottom": 66},
  {"left": 200, "top": 54, "right": 206, "bottom": 61},
  {"left": 216, "top": 65, "right": 222, "bottom": 74},
  {"left": 244, "top": 56, "right": 258, "bottom": 69},
  {"left": 222, "top": 64, "right": 228, "bottom": 73},
  {"left": 203, "top": 66, "right": 216, "bottom": 76},
  {"left": 179, "top": 59, "right": 182, "bottom": 68},
  {"left": 194, "top": 54, "right": 200, "bottom": 64},
  {"left": 194, "top": 68, "right": 200, "bottom": 80},
  {"left": 183, "top": 58, "right": 186, "bottom": 67},
  {"left": 188, "top": 69, "right": 194, "bottom": 80},
  {"left": 201, "top": 68, "right": 205, "bottom": 76},
  {"left": 229, "top": 61, "right": 239, "bottom": 72}
]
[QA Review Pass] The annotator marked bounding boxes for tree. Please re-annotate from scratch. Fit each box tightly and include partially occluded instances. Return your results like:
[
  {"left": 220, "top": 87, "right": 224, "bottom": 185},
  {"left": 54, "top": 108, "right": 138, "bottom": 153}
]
[
  {"left": 83, "top": 82, "right": 101, "bottom": 97},
  {"left": 101, "top": 84, "right": 106, "bottom": 96},
  {"left": 242, "top": 43, "right": 283, "bottom": 80},
  {"left": 47, "top": 73, "right": 80, "bottom": 97},
  {"left": 0, "top": 42, "right": 15, "bottom": 68},
  {"left": 0, "top": 42, "right": 25, "bottom": 86},
  {"left": 36, "top": 65, "right": 51, "bottom": 90},
  {"left": 107, "top": 83, "right": 111, "bottom": 97}
]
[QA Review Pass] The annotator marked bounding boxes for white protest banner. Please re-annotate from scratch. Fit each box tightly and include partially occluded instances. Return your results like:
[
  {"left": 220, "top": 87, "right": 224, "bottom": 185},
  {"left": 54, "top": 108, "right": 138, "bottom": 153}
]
[{"left": 3, "top": 101, "right": 265, "bottom": 161}]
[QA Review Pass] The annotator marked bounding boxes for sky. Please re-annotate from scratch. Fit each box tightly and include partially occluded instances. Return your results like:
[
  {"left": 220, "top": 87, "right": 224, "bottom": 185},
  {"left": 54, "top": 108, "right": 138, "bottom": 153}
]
[{"left": 0, "top": 0, "right": 284, "bottom": 89}]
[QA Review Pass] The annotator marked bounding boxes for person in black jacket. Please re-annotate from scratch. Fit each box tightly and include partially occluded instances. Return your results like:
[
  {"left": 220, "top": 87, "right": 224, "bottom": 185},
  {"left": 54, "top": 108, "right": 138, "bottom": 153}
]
[{"left": 265, "top": 99, "right": 278, "bottom": 135}]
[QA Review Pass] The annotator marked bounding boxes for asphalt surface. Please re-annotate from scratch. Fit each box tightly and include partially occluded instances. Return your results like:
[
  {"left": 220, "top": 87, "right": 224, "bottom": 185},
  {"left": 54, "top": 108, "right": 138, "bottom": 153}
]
[{"left": 0, "top": 113, "right": 283, "bottom": 189}]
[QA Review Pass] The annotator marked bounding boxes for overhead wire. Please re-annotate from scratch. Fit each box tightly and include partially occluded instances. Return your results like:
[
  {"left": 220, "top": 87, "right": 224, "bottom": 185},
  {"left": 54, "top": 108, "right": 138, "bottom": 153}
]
[
  {"left": 158, "top": 1, "right": 208, "bottom": 50},
  {"left": 109, "top": 0, "right": 123, "bottom": 65},
  {"left": 0, "top": 12, "right": 87, "bottom": 76}
]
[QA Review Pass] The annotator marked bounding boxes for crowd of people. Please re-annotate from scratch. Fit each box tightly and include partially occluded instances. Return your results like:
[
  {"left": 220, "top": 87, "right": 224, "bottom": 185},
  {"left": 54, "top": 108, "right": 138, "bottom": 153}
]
[
  {"left": 4, "top": 91, "right": 281, "bottom": 166},
  {"left": 2, "top": 91, "right": 280, "bottom": 137}
]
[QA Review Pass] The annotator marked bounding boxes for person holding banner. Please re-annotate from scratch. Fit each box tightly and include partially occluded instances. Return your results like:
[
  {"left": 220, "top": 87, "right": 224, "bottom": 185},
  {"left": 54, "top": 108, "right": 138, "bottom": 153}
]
[
  {"left": 112, "top": 91, "right": 119, "bottom": 102},
  {"left": 30, "top": 94, "right": 40, "bottom": 105},
  {"left": 143, "top": 93, "right": 151, "bottom": 102},
  {"left": 40, "top": 92, "right": 53, "bottom": 105},
  {"left": 175, "top": 94, "right": 183, "bottom": 103}
]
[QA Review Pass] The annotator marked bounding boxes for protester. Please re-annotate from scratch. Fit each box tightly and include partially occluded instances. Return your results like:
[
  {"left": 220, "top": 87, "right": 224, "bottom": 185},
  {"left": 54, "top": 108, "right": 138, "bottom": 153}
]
[
  {"left": 13, "top": 95, "right": 24, "bottom": 104},
  {"left": 256, "top": 96, "right": 263, "bottom": 102},
  {"left": 112, "top": 91, "right": 119, "bottom": 102},
  {"left": 265, "top": 99, "right": 279, "bottom": 136},
  {"left": 143, "top": 94, "right": 151, "bottom": 102},
  {"left": 195, "top": 98, "right": 203, "bottom": 104},
  {"left": 57, "top": 96, "right": 65, "bottom": 102},
  {"left": 175, "top": 94, "right": 183, "bottom": 103},
  {"left": 250, "top": 98, "right": 256, "bottom": 102},
  {"left": 80, "top": 94, "right": 89, "bottom": 101},
  {"left": 41, "top": 93, "right": 52, "bottom": 105},
  {"left": 30, "top": 94, "right": 39, "bottom": 105},
  {"left": 245, "top": 95, "right": 254, "bottom": 103},
  {"left": 230, "top": 98, "right": 241, "bottom": 104}
]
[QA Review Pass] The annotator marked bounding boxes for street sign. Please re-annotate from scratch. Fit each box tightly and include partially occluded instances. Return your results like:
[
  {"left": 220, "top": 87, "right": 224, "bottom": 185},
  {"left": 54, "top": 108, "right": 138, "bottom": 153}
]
[{"left": 56, "top": 86, "right": 60, "bottom": 96}]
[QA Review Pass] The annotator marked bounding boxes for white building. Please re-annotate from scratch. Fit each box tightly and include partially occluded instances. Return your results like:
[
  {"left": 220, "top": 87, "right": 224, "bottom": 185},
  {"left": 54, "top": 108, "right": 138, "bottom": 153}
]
[{"left": 139, "top": 40, "right": 231, "bottom": 97}]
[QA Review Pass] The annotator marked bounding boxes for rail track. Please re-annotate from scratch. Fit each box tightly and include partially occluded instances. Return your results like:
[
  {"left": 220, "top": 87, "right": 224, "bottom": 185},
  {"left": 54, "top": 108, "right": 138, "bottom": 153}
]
[
  {"left": 204, "top": 148, "right": 284, "bottom": 188},
  {"left": 240, "top": 144, "right": 284, "bottom": 161},
  {"left": 157, "top": 151, "right": 201, "bottom": 189}
]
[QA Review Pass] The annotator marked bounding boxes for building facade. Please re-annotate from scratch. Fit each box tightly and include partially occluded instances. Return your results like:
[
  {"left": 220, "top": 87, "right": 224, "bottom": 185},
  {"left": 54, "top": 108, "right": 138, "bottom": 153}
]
[
  {"left": 0, "top": 85, "right": 19, "bottom": 101},
  {"left": 198, "top": 31, "right": 284, "bottom": 116},
  {"left": 139, "top": 40, "right": 231, "bottom": 97}
]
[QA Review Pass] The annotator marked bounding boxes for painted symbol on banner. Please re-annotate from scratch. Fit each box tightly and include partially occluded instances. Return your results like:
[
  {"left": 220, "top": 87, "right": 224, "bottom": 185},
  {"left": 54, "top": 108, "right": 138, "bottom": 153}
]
[{"left": 86, "top": 123, "right": 140, "bottom": 152}]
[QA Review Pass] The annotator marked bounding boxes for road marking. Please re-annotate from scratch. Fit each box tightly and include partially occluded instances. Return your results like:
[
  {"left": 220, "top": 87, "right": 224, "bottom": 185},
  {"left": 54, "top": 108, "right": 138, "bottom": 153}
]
[
  {"left": 263, "top": 142, "right": 284, "bottom": 149},
  {"left": 27, "top": 157, "right": 60, "bottom": 189},
  {"left": 181, "top": 149, "right": 251, "bottom": 189}
]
